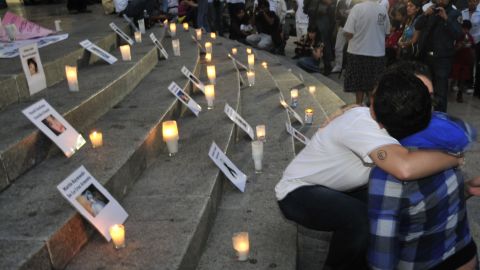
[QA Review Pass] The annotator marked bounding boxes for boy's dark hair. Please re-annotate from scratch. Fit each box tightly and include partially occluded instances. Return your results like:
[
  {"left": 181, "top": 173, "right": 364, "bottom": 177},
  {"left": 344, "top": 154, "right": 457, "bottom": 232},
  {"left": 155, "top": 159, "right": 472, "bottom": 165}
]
[
  {"left": 388, "top": 60, "right": 432, "bottom": 80},
  {"left": 373, "top": 71, "right": 432, "bottom": 140}
]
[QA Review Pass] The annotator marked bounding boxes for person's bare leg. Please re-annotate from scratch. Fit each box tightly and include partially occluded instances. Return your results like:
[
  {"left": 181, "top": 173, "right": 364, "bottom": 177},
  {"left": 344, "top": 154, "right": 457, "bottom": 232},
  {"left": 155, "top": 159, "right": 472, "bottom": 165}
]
[{"left": 355, "top": 91, "right": 364, "bottom": 105}]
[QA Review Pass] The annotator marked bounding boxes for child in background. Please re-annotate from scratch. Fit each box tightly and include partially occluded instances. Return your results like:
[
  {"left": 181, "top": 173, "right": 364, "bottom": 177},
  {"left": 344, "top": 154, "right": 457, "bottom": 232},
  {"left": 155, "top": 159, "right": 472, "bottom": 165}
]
[
  {"left": 451, "top": 20, "right": 475, "bottom": 103},
  {"left": 385, "top": 4, "right": 407, "bottom": 66},
  {"left": 293, "top": 25, "right": 319, "bottom": 59}
]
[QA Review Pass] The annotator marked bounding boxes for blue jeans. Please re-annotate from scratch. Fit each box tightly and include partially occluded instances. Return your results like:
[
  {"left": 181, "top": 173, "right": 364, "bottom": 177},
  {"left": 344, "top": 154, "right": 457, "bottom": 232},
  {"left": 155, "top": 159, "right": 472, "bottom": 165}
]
[
  {"left": 278, "top": 185, "right": 369, "bottom": 270},
  {"left": 297, "top": 56, "right": 321, "bottom": 73}
]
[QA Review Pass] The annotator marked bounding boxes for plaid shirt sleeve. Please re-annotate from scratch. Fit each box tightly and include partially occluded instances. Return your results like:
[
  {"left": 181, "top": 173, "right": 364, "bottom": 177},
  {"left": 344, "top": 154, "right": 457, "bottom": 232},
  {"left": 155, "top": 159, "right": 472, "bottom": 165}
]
[{"left": 368, "top": 167, "right": 406, "bottom": 270}]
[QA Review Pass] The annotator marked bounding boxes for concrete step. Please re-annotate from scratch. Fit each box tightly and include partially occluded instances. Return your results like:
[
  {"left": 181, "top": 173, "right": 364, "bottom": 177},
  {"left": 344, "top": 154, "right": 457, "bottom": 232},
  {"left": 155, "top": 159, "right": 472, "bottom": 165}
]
[
  {"left": 65, "top": 39, "right": 241, "bottom": 270},
  {"left": 0, "top": 4, "right": 130, "bottom": 111},
  {"left": 0, "top": 28, "right": 201, "bottom": 270},
  {"left": 0, "top": 25, "right": 163, "bottom": 192},
  {"left": 196, "top": 51, "right": 297, "bottom": 270}
]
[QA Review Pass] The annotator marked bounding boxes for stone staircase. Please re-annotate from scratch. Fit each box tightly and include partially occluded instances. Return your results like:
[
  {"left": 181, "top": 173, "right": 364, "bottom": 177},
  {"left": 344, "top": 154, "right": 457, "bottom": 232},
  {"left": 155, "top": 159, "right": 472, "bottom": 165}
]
[{"left": 0, "top": 5, "right": 361, "bottom": 270}]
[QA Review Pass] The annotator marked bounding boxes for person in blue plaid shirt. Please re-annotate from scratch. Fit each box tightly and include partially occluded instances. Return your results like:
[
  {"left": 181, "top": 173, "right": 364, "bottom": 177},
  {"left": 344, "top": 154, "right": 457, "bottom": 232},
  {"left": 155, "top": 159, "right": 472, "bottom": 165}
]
[{"left": 368, "top": 69, "right": 478, "bottom": 269}]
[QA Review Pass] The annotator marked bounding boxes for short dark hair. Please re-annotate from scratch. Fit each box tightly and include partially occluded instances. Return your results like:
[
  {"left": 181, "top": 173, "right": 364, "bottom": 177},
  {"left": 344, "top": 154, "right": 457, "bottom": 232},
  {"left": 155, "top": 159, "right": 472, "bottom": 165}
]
[
  {"left": 373, "top": 71, "right": 432, "bottom": 140},
  {"left": 387, "top": 60, "right": 432, "bottom": 81}
]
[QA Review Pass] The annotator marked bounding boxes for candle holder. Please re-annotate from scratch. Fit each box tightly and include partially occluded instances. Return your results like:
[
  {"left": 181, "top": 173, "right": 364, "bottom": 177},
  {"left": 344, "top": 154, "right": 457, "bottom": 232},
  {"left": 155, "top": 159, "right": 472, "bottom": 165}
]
[
  {"left": 162, "top": 121, "right": 179, "bottom": 156},
  {"left": 308, "top": 86, "right": 316, "bottom": 95},
  {"left": 205, "top": 84, "right": 215, "bottom": 110},
  {"left": 205, "top": 42, "right": 212, "bottom": 54},
  {"left": 251, "top": 141, "right": 263, "bottom": 173},
  {"left": 89, "top": 131, "right": 103, "bottom": 148},
  {"left": 169, "top": 23, "right": 176, "bottom": 37},
  {"left": 231, "top": 47, "right": 238, "bottom": 55},
  {"left": 109, "top": 224, "right": 126, "bottom": 249},
  {"left": 290, "top": 89, "right": 299, "bottom": 108},
  {"left": 134, "top": 31, "right": 142, "bottom": 43},
  {"left": 247, "top": 71, "right": 255, "bottom": 87},
  {"left": 172, "top": 39, "right": 181, "bottom": 56},
  {"left": 232, "top": 232, "right": 250, "bottom": 261},
  {"left": 54, "top": 20, "right": 62, "bottom": 31},
  {"left": 256, "top": 125, "right": 266, "bottom": 141},
  {"left": 65, "top": 65, "right": 79, "bottom": 92},
  {"left": 195, "top": 28, "right": 202, "bottom": 40},
  {"left": 305, "top": 108, "right": 314, "bottom": 125},
  {"left": 183, "top": 22, "right": 189, "bottom": 31},
  {"left": 207, "top": 65, "right": 216, "bottom": 84},
  {"left": 119, "top": 45, "right": 131, "bottom": 61},
  {"left": 248, "top": 54, "right": 255, "bottom": 70}
]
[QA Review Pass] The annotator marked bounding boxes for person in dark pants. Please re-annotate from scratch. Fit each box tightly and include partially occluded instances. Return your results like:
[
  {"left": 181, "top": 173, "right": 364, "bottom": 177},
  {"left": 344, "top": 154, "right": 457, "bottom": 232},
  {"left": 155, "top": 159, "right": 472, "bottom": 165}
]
[
  {"left": 415, "top": 0, "right": 462, "bottom": 112},
  {"left": 208, "top": 0, "right": 225, "bottom": 35}
]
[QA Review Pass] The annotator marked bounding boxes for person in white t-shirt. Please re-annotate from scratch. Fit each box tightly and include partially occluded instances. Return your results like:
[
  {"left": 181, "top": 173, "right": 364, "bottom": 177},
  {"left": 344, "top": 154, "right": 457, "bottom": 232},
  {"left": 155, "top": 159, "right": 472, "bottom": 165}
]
[
  {"left": 295, "top": 0, "right": 310, "bottom": 39},
  {"left": 275, "top": 65, "right": 462, "bottom": 269},
  {"left": 343, "top": 0, "right": 390, "bottom": 105}
]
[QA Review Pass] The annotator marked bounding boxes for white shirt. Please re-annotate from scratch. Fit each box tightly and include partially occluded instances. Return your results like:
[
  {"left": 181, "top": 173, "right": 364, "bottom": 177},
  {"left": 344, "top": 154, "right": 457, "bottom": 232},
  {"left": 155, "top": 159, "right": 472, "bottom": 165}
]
[
  {"left": 295, "top": 0, "right": 309, "bottom": 24},
  {"left": 254, "top": 0, "right": 288, "bottom": 23},
  {"left": 114, "top": 0, "right": 128, "bottom": 13},
  {"left": 462, "top": 5, "right": 480, "bottom": 44},
  {"left": 275, "top": 107, "right": 399, "bottom": 200},
  {"left": 343, "top": 0, "right": 390, "bottom": 56}
]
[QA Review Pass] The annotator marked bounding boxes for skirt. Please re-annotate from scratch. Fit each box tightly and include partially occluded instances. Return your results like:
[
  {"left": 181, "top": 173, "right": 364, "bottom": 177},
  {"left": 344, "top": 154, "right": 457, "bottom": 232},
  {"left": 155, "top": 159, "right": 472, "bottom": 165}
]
[{"left": 344, "top": 53, "right": 385, "bottom": 93}]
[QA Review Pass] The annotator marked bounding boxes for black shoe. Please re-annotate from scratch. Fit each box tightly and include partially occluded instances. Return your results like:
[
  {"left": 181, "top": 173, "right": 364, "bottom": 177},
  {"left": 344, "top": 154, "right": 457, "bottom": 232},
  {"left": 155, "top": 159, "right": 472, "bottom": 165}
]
[{"left": 322, "top": 65, "right": 332, "bottom": 76}]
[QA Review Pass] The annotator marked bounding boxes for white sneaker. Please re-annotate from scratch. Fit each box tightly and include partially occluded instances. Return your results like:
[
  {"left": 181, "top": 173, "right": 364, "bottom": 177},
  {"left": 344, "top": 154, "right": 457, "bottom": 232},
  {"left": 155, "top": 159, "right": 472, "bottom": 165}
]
[
  {"left": 466, "top": 88, "right": 474, "bottom": 94},
  {"left": 452, "top": 85, "right": 459, "bottom": 92},
  {"left": 331, "top": 66, "right": 342, "bottom": 73}
]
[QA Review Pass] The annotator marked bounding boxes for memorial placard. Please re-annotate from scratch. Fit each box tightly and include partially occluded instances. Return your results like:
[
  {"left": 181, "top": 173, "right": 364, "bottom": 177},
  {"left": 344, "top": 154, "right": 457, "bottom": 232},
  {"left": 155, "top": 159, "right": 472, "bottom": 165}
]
[
  {"left": 150, "top": 33, "right": 168, "bottom": 59},
  {"left": 181, "top": 66, "right": 205, "bottom": 93},
  {"left": 285, "top": 122, "right": 310, "bottom": 145},
  {"left": 227, "top": 54, "right": 248, "bottom": 70},
  {"left": 121, "top": 14, "right": 140, "bottom": 33},
  {"left": 109, "top": 22, "right": 134, "bottom": 46},
  {"left": 80, "top": 39, "right": 117, "bottom": 64},
  {"left": 168, "top": 82, "right": 202, "bottom": 116},
  {"left": 224, "top": 103, "right": 255, "bottom": 140},
  {"left": 19, "top": 43, "right": 46, "bottom": 95},
  {"left": 57, "top": 166, "right": 128, "bottom": 241},
  {"left": 279, "top": 97, "right": 304, "bottom": 124},
  {"left": 208, "top": 141, "right": 247, "bottom": 192},
  {"left": 22, "top": 99, "right": 86, "bottom": 157},
  {"left": 191, "top": 35, "right": 204, "bottom": 51}
]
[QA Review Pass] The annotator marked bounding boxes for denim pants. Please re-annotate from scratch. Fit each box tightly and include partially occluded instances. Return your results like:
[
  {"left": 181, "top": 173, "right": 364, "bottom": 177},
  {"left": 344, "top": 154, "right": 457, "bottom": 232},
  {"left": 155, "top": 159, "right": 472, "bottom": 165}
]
[
  {"left": 278, "top": 185, "right": 369, "bottom": 270},
  {"left": 297, "top": 56, "right": 321, "bottom": 73}
]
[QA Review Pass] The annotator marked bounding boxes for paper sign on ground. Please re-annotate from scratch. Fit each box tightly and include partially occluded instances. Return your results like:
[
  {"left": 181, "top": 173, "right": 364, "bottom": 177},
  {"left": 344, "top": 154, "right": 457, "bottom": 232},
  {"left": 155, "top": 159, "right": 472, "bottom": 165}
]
[
  {"left": 208, "top": 141, "right": 247, "bottom": 192},
  {"left": 57, "top": 166, "right": 128, "bottom": 241},
  {"left": 150, "top": 33, "right": 168, "bottom": 59},
  {"left": 191, "top": 35, "right": 204, "bottom": 51},
  {"left": 279, "top": 96, "right": 304, "bottom": 124},
  {"left": 285, "top": 122, "right": 310, "bottom": 145},
  {"left": 80, "top": 39, "right": 117, "bottom": 64},
  {"left": 121, "top": 14, "right": 139, "bottom": 33},
  {"left": 224, "top": 103, "right": 255, "bottom": 140},
  {"left": 227, "top": 54, "right": 248, "bottom": 70},
  {"left": 22, "top": 99, "right": 86, "bottom": 157},
  {"left": 109, "top": 22, "right": 134, "bottom": 46},
  {"left": 0, "top": 33, "right": 68, "bottom": 58},
  {"left": 0, "top": 11, "right": 54, "bottom": 41},
  {"left": 181, "top": 66, "right": 205, "bottom": 93},
  {"left": 19, "top": 43, "right": 46, "bottom": 95},
  {"left": 168, "top": 82, "right": 202, "bottom": 116}
]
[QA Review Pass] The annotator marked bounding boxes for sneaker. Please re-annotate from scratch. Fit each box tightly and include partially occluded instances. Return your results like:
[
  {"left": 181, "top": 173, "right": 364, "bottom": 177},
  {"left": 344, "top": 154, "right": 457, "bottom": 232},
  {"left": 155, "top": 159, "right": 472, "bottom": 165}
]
[
  {"left": 331, "top": 66, "right": 341, "bottom": 73},
  {"left": 466, "top": 88, "right": 474, "bottom": 94},
  {"left": 452, "top": 85, "right": 459, "bottom": 92}
]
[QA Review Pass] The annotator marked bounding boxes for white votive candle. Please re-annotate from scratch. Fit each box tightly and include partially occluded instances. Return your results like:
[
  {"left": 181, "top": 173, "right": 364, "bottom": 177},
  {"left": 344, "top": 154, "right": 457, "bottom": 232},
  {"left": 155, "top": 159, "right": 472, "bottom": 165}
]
[
  {"left": 309, "top": 86, "right": 316, "bottom": 95},
  {"left": 305, "top": 108, "right": 314, "bottom": 125},
  {"left": 251, "top": 140, "right": 263, "bottom": 173},
  {"left": 207, "top": 65, "right": 216, "bottom": 84},
  {"left": 134, "top": 31, "right": 142, "bottom": 43},
  {"left": 120, "top": 45, "right": 131, "bottom": 61},
  {"left": 261, "top": 61, "right": 268, "bottom": 69},
  {"left": 109, "top": 224, "right": 126, "bottom": 249},
  {"left": 290, "top": 89, "right": 299, "bottom": 108},
  {"left": 248, "top": 54, "right": 254, "bottom": 70},
  {"left": 256, "top": 125, "right": 266, "bottom": 141},
  {"left": 205, "top": 53, "right": 212, "bottom": 63},
  {"left": 205, "top": 84, "right": 215, "bottom": 109},
  {"left": 195, "top": 28, "right": 202, "bottom": 40},
  {"left": 210, "top": 32, "right": 216, "bottom": 39},
  {"left": 231, "top": 47, "right": 237, "bottom": 55},
  {"left": 247, "top": 71, "right": 255, "bottom": 86},
  {"left": 172, "top": 39, "right": 181, "bottom": 56},
  {"left": 65, "top": 65, "right": 79, "bottom": 92},
  {"left": 205, "top": 42, "right": 212, "bottom": 54},
  {"left": 162, "top": 120, "right": 179, "bottom": 156},
  {"left": 232, "top": 232, "right": 249, "bottom": 261},
  {"left": 246, "top": 47, "right": 252, "bottom": 54},
  {"left": 89, "top": 131, "right": 103, "bottom": 148},
  {"left": 183, "top": 22, "right": 189, "bottom": 31},
  {"left": 169, "top": 22, "right": 176, "bottom": 37}
]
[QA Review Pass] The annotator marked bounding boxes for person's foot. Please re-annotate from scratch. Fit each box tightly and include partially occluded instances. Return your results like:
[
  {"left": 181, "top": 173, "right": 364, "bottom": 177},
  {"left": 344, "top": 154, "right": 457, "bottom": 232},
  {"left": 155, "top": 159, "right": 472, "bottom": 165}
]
[
  {"left": 331, "top": 66, "right": 341, "bottom": 73},
  {"left": 466, "top": 88, "right": 474, "bottom": 94}
]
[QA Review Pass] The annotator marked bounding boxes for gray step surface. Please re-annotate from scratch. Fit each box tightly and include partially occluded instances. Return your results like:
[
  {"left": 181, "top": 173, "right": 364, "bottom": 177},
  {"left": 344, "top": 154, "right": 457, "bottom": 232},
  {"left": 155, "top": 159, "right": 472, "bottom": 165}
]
[
  {"left": 0, "top": 25, "right": 163, "bottom": 191},
  {"left": 65, "top": 40, "right": 242, "bottom": 270},
  {"left": 0, "top": 28, "right": 200, "bottom": 270},
  {"left": 0, "top": 4, "right": 130, "bottom": 111},
  {"left": 196, "top": 51, "right": 297, "bottom": 270}
]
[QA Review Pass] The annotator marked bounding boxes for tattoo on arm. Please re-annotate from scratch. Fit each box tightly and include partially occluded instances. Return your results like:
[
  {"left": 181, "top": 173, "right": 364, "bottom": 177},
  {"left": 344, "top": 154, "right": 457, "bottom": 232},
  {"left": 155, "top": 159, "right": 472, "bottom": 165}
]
[{"left": 377, "top": 150, "right": 387, "bottom": 160}]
